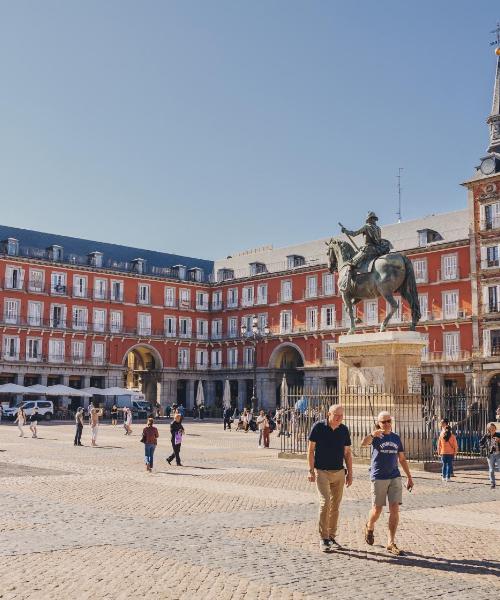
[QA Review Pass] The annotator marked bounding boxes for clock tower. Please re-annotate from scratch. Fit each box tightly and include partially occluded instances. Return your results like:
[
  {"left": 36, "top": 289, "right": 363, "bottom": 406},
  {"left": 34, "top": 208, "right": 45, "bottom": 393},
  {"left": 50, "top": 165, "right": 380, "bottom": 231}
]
[{"left": 479, "top": 26, "right": 500, "bottom": 176}]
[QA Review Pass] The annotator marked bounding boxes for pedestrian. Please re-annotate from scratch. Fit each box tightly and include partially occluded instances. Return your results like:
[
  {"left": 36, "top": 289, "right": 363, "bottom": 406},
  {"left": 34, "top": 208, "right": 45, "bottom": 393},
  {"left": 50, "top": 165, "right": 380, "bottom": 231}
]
[
  {"left": 124, "top": 407, "right": 133, "bottom": 435},
  {"left": 242, "top": 408, "right": 249, "bottom": 432},
  {"left": 177, "top": 404, "right": 185, "bottom": 418},
  {"left": 0, "top": 404, "right": 3, "bottom": 424},
  {"left": 438, "top": 424, "right": 458, "bottom": 482},
  {"left": 361, "top": 411, "right": 414, "bottom": 556},
  {"left": 89, "top": 405, "right": 101, "bottom": 446},
  {"left": 166, "top": 413, "right": 185, "bottom": 466},
  {"left": 479, "top": 422, "right": 500, "bottom": 489},
  {"left": 142, "top": 417, "right": 159, "bottom": 472},
  {"left": 29, "top": 407, "right": 39, "bottom": 438},
  {"left": 496, "top": 406, "right": 500, "bottom": 424},
  {"left": 110, "top": 404, "right": 118, "bottom": 426},
  {"left": 307, "top": 404, "right": 353, "bottom": 553},
  {"left": 15, "top": 405, "right": 26, "bottom": 437},
  {"left": 223, "top": 406, "right": 232, "bottom": 431},
  {"left": 439, "top": 419, "right": 455, "bottom": 476},
  {"left": 257, "top": 410, "right": 267, "bottom": 447},
  {"left": 74, "top": 407, "right": 84, "bottom": 446}
]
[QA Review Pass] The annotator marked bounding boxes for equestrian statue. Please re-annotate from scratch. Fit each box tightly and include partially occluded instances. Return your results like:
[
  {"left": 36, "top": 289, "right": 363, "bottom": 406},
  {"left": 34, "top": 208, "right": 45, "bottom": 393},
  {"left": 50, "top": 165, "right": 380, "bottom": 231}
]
[{"left": 327, "top": 211, "right": 421, "bottom": 334}]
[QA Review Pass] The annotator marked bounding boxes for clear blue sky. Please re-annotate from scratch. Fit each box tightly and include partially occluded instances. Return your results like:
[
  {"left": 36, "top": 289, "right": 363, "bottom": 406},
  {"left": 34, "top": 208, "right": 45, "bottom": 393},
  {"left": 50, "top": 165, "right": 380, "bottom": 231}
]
[{"left": 0, "top": 1, "right": 498, "bottom": 260}]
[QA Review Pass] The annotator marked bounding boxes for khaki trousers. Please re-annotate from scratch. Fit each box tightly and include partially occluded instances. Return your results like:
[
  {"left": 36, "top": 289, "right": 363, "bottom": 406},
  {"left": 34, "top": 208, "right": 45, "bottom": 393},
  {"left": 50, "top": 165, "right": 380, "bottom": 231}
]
[{"left": 316, "top": 468, "right": 345, "bottom": 539}]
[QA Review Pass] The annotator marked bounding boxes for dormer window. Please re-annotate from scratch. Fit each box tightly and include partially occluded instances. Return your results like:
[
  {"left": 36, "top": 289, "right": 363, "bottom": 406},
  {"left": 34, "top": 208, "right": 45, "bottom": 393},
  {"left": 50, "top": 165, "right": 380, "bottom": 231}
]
[
  {"left": 131, "top": 258, "right": 145, "bottom": 274},
  {"left": 47, "top": 245, "right": 63, "bottom": 261},
  {"left": 172, "top": 265, "right": 187, "bottom": 280},
  {"left": 88, "top": 251, "right": 103, "bottom": 268},
  {"left": 217, "top": 268, "right": 234, "bottom": 281},
  {"left": 417, "top": 229, "right": 442, "bottom": 247},
  {"left": 188, "top": 267, "right": 204, "bottom": 282},
  {"left": 287, "top": 255, "right": 305, "bottom": 269},
  {"left": 249, "top": 262, "right": 267, "bottom": 276},
  {"left": 3, "top": 238, "right": 19, "bottom": 256}
]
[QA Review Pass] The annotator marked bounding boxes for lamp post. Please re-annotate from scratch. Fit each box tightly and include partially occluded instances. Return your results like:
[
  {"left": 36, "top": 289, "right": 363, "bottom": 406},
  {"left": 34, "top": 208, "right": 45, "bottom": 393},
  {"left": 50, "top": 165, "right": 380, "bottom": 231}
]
[{"left": 241, "top": 316, "right": 270, "bottom": 412}]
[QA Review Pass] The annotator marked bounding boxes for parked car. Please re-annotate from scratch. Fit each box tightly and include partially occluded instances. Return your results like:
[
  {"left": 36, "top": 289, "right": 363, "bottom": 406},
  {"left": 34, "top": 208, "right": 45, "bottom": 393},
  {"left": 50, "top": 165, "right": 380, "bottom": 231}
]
[{"left": 3, "top": 399, "right": 54, "bottom": 421}]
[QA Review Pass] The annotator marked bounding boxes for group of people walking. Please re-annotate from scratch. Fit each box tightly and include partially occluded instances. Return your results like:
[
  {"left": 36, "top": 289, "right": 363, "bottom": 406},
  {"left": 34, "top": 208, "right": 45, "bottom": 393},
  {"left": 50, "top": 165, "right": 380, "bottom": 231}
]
[
  {"left": 13, "top": 406, "right": 39, "bottom": 438},
  {"left": 222, "top": 407, "right": 275, "bottom": 448}
]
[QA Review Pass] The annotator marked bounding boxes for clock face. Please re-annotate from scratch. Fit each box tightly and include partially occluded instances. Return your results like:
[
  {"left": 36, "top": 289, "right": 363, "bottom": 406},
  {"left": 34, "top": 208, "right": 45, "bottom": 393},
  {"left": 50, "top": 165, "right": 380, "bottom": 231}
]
[{"left": 481, "top": 157, "right": 496, "bottom": 175}]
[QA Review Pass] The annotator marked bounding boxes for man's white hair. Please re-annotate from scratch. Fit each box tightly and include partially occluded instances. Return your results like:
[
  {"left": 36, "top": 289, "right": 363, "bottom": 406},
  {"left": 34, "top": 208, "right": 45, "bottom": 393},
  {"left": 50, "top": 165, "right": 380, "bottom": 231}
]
[
  {"left": 377, "top": 410, "right": 392, "bottom": 423},
  {"left": 328, "top": 404, "right": 343, "bottom": 414}
]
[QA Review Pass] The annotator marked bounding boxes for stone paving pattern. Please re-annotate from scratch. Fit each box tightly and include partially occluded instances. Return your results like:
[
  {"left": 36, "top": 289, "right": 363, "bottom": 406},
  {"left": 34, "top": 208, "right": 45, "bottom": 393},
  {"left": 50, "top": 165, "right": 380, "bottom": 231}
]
[{"left": 0, "top": 420, "right": 499, "bottom": 599}]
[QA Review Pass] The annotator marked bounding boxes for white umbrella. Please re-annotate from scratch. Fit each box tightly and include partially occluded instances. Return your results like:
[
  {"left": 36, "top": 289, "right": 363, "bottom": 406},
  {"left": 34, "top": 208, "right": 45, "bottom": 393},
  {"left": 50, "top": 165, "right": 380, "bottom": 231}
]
[
  {"left": 0, "top": 383, "right": 32, "bottom": 394},
  {"left": 195, "top": 380, "right": 205, "bottom": 407},
  {"left": 100, "top": 386, "right": 134, "bottom": 396},
  {"left": 25, "top": 384, "right": 51, "bottom": 394},
  {"left": 222, "top": 379, "right": 232, "bottom": 410},
  {"left": 45, "top": 385, "right": 91, "bottom": 397},
  {"left": 280, "top": 374, "right": 289, "bottom": 410},
  {"left": 82, "top": 387, "right": 108, "bottom": 395}
]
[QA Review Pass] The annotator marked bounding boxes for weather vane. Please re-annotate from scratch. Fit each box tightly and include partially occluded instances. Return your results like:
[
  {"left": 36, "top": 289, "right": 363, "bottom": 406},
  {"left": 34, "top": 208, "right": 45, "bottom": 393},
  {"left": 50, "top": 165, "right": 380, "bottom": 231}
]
[{"left": 491, "top": 22, "right": 500, "bottom": 54}]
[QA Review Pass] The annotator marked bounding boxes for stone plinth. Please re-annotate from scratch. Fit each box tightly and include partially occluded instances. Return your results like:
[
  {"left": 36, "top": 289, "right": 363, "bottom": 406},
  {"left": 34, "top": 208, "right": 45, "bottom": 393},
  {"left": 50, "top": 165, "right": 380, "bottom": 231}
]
[{"left": 335, "top": 331, "right": 426, "bottom": 392}]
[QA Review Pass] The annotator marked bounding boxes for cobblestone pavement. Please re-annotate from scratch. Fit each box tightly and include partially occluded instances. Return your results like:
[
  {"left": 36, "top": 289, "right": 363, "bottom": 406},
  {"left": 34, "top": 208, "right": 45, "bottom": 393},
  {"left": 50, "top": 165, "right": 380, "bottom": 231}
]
[{"left": 0, "top": 421, "right": 499, "bottom": 599}]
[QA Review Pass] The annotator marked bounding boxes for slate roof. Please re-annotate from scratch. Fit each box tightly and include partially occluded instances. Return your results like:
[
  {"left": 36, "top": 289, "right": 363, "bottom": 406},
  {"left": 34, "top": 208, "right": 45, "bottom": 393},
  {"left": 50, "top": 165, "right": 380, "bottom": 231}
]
[{"left": 0, "top": 224, "right": 213, "bottom": 277}]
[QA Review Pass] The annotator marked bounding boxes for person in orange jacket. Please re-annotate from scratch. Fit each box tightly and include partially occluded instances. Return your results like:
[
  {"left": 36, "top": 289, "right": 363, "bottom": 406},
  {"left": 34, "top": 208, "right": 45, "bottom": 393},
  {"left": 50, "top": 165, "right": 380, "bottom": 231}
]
[{"left": 438, "top": 425, "right": 458, "bottom": 482}]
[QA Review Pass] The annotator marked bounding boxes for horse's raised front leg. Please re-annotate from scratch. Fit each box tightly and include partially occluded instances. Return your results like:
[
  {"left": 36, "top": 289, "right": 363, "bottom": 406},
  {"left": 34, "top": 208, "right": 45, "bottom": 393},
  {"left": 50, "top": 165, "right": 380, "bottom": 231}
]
[
  {"left": 380, "top": 294, "right": 398, "bottom": 332},
  {"left": 343, "top": 294, "right": 356, "bottom": 334}
]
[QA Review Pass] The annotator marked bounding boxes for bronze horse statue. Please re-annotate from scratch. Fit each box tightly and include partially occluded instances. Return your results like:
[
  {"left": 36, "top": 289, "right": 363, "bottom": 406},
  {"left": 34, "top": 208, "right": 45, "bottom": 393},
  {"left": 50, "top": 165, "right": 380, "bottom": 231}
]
[{"left": 327, "top": 239, "right": 421, "bottom": 334}]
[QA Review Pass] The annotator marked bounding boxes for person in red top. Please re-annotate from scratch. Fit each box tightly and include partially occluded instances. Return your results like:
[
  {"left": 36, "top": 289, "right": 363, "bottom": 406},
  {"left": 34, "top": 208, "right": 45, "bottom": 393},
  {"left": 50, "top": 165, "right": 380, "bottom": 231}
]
[
  {"left": 142, "top": 417, "right": 159, "bottom": 472},
  {"left": 437, "top": 425, "right": 458, "bottom": 482}
]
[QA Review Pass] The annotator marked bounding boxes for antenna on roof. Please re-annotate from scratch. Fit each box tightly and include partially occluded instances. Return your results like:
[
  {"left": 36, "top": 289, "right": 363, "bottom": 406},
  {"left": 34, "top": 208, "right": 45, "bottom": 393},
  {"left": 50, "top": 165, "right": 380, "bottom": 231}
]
[{"left": 396, "top": 168, "right": 403, "bottom": 223}]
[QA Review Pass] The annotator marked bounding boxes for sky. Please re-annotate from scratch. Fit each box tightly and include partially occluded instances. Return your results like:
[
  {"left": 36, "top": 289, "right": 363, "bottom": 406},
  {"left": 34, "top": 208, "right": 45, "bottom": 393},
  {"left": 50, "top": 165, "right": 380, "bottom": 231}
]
[{"left": 0, "top": 1, "right": 499, "bottom": 261}]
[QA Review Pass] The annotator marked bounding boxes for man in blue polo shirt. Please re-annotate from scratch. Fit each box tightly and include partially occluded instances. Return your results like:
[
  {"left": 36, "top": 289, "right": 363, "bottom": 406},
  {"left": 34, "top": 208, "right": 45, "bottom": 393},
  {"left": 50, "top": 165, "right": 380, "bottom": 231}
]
[
  {"left": 361, "top": 410, "right": 414, "bottom": 556},
  {"left": 307, "top": 404, "right": 353, "bottom": 553}
]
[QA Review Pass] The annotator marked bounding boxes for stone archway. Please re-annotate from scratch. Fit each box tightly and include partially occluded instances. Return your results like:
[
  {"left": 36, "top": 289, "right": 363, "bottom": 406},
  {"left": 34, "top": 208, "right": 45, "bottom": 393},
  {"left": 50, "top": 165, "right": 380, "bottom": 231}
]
[
  {"left": 269, "top": 343, "right": 305, "bottom": 392},
  {"left": 122, "top": 344, "right": 163, "bottom": 405}
]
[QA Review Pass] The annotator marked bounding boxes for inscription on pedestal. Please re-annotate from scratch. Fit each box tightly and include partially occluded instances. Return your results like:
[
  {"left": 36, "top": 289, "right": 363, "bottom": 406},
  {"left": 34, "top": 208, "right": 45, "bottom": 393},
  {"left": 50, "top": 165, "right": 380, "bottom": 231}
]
[
  {"left": 407, "top": 366, "right": 422, "bottom": 393},
  {"left": 348, "top": 366, "right": 385, "bottom": 389}
]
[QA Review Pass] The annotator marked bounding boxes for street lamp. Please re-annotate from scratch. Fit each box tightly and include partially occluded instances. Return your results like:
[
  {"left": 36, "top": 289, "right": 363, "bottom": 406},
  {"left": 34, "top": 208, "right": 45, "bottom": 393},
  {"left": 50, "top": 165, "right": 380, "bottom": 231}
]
[{"left": 241, "top": 316, "right": 270, "bottom": 412}]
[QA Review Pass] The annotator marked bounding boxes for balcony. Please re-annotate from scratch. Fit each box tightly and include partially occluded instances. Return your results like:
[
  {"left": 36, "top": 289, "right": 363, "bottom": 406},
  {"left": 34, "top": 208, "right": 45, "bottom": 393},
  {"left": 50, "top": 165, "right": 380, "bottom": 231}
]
[
  {"left": 422, "top": 350, "right": 471, "bottom": 362},
  {"left": 481, "top": 259, "right": 500, "bottom": 270},
  {"left": 436, "top": 268, "right": 460, "bottom": 282},
  {"left": 211, "top": 300, "right": 223, "bottom": 311},
  {"left": 196, "top": 332, "right": 209, "bottom": 340},
  {"left": 480, "top": 216, "right": 500, "bottom": 231},
  {"left": 195, "top": 362, "right": 209, "bottom": 370},
  {"left": 50, "top": 284, "right": 68, "bottom": 296},
  {"left": 279, "top": 292, "right": 293, "bottom": 303}
]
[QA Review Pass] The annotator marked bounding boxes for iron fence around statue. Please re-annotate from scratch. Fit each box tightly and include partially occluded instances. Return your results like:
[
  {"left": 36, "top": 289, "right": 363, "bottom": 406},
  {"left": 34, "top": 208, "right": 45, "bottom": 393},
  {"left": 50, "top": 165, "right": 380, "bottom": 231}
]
[{"left": 278, "top": 386, "right": 490, "bottom": 462}]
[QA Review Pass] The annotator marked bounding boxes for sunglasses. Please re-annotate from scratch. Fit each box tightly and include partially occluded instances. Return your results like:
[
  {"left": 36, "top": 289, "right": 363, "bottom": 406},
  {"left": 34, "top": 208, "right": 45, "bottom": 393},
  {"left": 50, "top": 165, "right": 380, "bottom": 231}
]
[{"left": 380, "top": 419, "right": 392, "bottom": 424}]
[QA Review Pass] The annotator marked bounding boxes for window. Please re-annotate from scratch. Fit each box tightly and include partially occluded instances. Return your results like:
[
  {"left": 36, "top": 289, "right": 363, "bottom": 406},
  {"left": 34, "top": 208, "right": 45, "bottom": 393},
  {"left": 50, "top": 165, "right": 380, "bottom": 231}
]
[
  {"left": 179, "top": 317, "right": 192, "bottom": 338},
  {"left": 365, "top": 300, "right": 378, "bottom": 325},
  {"left": 486, "top": 246, "right": 499, "bottom": 268},
  {"left": 73, "top": 275, "right": 87, "bottom": 298},
  {"left": 242, "top": 286, "right": 254, "bottom": 307},
  {"left": 196, "top": 349, "right": 208, "bottom": 369},
  {"left": 281, "top": 280, "right": 292, "bottom": 302},
  {"left": 211, "top": 349, "right": 222, "bottom": 368},
  {"left": 23, "top": 305, "right": 40, "bottom": 335},
  {"left": 164, "top": 316, "right": 176, "bottom": 337},
  {"left": 51, "top": 272, "right": 67, "bottom": 295},
  {"left": 26, "top": 338, "right": 41, "bottom": 361},
  {"left": 412, "top": 259, "right": 428, "bottom": 283},
  {"left": 287, "top": 255, "right": 305, "bottom": 268},
  {"left": 29, "top": 269, "right": 45, "bottom": 292},
  {"left": 48, "top": 339, "right": 65, "bottom": 363},
  {"left": 138, "top": 313, "right": 151, "bottom": 336},
  {"left": 443, "top": 291, "right": 458, "bottom": 320},
  {"left": 110, "top": 310, "right": 122, "bottom": 333},
  {"left": 93, "top": 308, "right": 106, "bottom": 332},
  {"left": 211, "top": 319, "right": 222, "bottom": 339},
  {"left": 418, "top": 294, "right": 428, "bottom": 321},
  {"left": 227, "top": 288, "right": 238, "bottom": 308},
  {"left": 92, "top": 342, "right": 105, "bottom": 365},
  {"left": 321, "top": 305, "right": 336, "bottom": 330},
  {"left": 442, "top": 255, "right": 458, "bottom": 280},
  {"left": 243, "top": 346, "right": 254, "bottom": 367},
  {"left": 94, "top": 278, "right": 107, "bottom": 300},
  {"left": 280, "top": 310, "right": 292, "bottom": 334},
  {"left": 241, "top": 314, "right": 253, "bottom": 335},
  {"left": 138, "top": 284, "right": 150, "bottom": 304},
  {"left": 72, "top": 341, "right": 85, "bottom": 364},
  {"left": 72, "top": 306, "right": 88, "bottom": 331},
  {"left": 228, "top": 317, "right": 238, "bottom": 338},
  {"left": 306, "top": 275, "right": 318, "bottom": 299},
  {"left": 5, "top": 266, "right": 24, "bottom": 290},
  {"left": 258, "top": 313, "right": 268, "bottom": 332},
  {"left": 110, "top": 280, "right": 124, "bottom": 301},
  {"left": 322, "top": 273, "right": 335, "bottom": 296},
  {"left": 228, "top": 347, "right": 238, "bottom": 368},
  {"left": 165, "top": 287, "right": 176, "bottom": 307},
  {"left": 323, "top": 342, "right": 336, "bottom": 365},
  {"left": 5, "top": 238, "right": 19, "bottom": 256},
  {"left": 444, "top": 331, "right": 460, "bottom": 359},
  {"left": 196, "top": 291, "right": 209, "bottom": 310},
  {"left": 178, "top": 348, "right": 189, "bottom": 369},
  {"left": 386, "top": 297, "right": 401, "bottom": 322},
  {"left": 179, "top": 288, "right": 191, "bottom": 308},
  {"left": 4, "top": 299, "right": 20, "bottom": 324},
  {"left": 256, "top": 284, "right": 268, "bottom": 305},
  {"left": 482, "top": 202, "right": 500, "bottom": 230},
  {"left": 3, "top": 335, "right": 20, "bottom": 360},
  {"left": 50, "top": 305, "right": 66, "bottom": 328},
  {"left": 212, "top": 290, "right": 222, "bottom": 310},
  {"left": 306, "top": 307, "right": 318, "bottom": 331},
  {"left": 197, "top": 319, "right": 208, "bottom": 339}
]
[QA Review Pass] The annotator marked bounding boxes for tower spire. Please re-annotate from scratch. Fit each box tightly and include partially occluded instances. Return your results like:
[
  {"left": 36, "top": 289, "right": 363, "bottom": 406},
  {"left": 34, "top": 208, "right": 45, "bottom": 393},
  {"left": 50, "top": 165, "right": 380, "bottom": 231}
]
[{"left": 487, "top": 22, "right": 500, "bottom": 154}]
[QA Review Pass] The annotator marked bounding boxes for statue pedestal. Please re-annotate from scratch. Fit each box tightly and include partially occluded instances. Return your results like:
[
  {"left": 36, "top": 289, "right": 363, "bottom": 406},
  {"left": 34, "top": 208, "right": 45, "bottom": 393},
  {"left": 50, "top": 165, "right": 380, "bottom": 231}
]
[
  {"left": 335, "top": 331, "right": 426, "bottom": 392},
  {"left": 335, "top": 332, "right": 430, "bottom": 460}
]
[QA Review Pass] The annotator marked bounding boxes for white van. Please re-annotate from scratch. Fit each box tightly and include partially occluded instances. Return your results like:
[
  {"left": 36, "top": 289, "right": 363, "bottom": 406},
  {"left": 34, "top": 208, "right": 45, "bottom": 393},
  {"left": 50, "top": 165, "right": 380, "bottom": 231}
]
[
  {"left": 116, "top": 393, "right": 149, "bottom": 419},
  {"left": 4, "top": 399, "right": 54, "bottom": 421}
]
